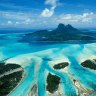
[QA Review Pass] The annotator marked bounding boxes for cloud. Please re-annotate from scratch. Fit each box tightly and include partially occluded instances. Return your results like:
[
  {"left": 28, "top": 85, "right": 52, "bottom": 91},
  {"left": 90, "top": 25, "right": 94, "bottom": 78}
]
[
  {"left": 55, "top": 12, "right": 95, "bottom": 23},
  {"left": 0, "top": 11, "right": 38, "bottom": 27},
  {"left": 45, "top": 0, "right": 58, "bottom": 6},
  {"left": 7, "top": 21, "right": 13, "bottom": 24},
  {"left": 23, "top": 18, "right": 35, "bottom": 24},
  {"left": 0, "top": 11, "right": 27, "bottom": 21},
  {"left": 41, "top": 6, "right": 56, "bottom": 17},
  {"left": 41, "top": 0, "right": 58, "bottom": 17},
  {"left": 0, "top": 10, "right": 96, "bottom": 28}
]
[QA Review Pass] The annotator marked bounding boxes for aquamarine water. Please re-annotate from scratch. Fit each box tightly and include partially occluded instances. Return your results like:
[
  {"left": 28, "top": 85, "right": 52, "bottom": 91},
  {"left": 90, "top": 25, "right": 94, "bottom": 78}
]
[{"left": 0, "top": 32, "right": 96, "bottom": 96}]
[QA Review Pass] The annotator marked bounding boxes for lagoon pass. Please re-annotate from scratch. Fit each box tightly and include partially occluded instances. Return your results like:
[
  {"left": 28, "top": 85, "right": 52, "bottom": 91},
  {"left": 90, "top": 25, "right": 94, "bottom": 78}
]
[{"left": 0, "top": 32, "right": 96, "bottom": 96}]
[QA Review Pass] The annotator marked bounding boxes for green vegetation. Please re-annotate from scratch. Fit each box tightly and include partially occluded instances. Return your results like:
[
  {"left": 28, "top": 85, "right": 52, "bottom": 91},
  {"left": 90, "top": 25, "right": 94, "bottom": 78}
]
[
  {"left": 73, "top": 79, "right": 76, "bottom": 83},
  {"left": 0, "top": 63, "right": 24, "bottom": 96},
  {"left": 0, "top": 63, "right": 22, "bottom": 75},
  {"left": 0, "top": 70, "right": 23, "bottom": 96},
  {"left": 19, "top": 23, "right": 96, "bottom": 43},
  {"left": 53, "top": 62, "right": 69, "bottom": 69},
  {"left": 81, "top": 60, "right": 96, "bottom": 70},
  {"left": 46, "top": 73, "right": 60, "bottom": 93}
]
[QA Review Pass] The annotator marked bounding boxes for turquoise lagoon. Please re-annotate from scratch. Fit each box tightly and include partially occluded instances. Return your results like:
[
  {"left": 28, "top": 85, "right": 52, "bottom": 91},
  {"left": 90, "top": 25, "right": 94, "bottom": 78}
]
[{"left": 0, "top": 32, "right": 96, "bottom": 96}]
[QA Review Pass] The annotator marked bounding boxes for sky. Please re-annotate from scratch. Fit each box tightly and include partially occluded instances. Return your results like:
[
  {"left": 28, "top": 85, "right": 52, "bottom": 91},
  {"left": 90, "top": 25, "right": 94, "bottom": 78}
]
[{"left": 0, "top": 0, "right": 96, "bottom": 29}]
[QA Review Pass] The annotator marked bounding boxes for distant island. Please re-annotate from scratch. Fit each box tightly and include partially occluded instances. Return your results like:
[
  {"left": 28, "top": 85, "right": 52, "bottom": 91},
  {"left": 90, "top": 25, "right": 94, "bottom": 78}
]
[{"left": 19, "top": 23, "right": 96, "bottom": 43}]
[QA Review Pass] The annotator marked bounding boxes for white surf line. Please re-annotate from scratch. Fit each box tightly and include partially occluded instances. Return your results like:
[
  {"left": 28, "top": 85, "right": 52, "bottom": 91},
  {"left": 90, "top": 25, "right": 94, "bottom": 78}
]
[
  {"left": 92, "top": 60, "right": 96, "bottom": 65},
  {"left": 0, "top": 68, "right": 22, "bottom": 78}
]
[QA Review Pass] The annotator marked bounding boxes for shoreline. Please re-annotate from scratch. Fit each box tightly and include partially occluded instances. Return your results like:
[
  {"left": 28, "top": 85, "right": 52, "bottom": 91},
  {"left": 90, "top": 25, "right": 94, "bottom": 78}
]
[
  {"left": 3, "top": 43, "right": 96, "bottom": 96},
  {"left": 8, "top": 68, "right": 27, "bottom": 96}
]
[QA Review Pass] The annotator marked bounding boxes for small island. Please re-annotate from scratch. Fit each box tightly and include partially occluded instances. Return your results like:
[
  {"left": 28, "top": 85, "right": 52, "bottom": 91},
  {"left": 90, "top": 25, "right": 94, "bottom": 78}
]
[
  {"left": 46, "top": 73, "right": 60, "bottom": 93},
  {"left": 81, "top": 59, "right": 96, "bottom": 70},
  {"left": 0, "top": 63, "right": 24, "bottom": 96},
  {"left": 53, "top": 62, "right": 69, "bottom": 70}
]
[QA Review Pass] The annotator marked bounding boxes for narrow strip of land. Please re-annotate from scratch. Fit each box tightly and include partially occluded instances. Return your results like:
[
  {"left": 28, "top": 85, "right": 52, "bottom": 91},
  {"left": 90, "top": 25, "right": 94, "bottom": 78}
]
[{"left": 0, "top": 68, "right": 23, "bottom": 78}]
